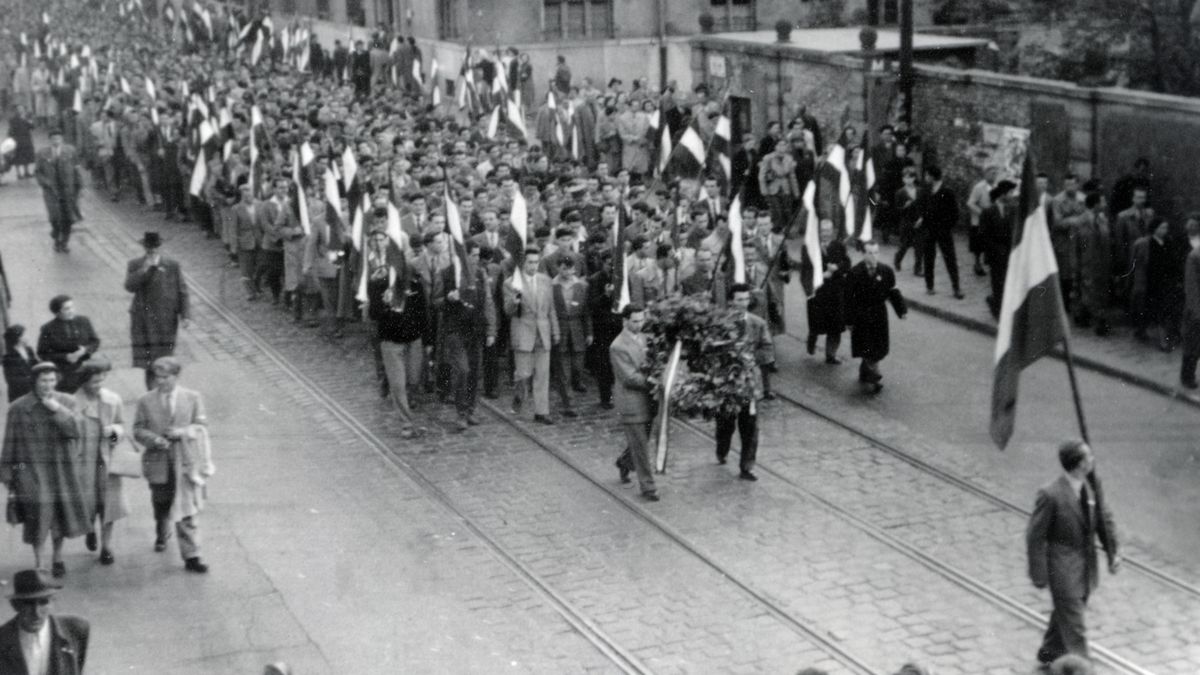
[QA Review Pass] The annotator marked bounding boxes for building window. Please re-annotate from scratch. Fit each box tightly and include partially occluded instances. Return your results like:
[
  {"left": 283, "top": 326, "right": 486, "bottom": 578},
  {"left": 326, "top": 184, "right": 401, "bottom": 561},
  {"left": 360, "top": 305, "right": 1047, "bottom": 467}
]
[
  {"left": 709, "top": 0, "right": 756, "bottom": 31},
  {"left": 543, "top": 0, "right": 613, "bottom": 40},
  {"left": 316, "top": 0, "right": 330, "bottom": 20},
  {"left": 280, "top": 0, "right": 296, "bottom": 13},
  {"left": 883, "top": 0, "right": 899, "bottom": 23},
  {"left": 347, "top": 0, "right": 367, "bottom": 27},
  {"left": 439, "top": 0, "right": 461, "bottom": 39}
]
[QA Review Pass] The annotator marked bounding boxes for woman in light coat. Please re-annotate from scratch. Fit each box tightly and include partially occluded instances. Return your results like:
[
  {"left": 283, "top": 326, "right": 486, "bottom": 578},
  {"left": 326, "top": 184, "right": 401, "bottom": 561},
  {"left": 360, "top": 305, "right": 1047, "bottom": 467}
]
[
  {"left": 30, "top": 62, "right": 50, "bottom": 127},
  {"left": 616, "top": 100, "right": 649, "bottom": 178},
  {"left": 74, "top": 358, "right": 130, "bottom": 565}
]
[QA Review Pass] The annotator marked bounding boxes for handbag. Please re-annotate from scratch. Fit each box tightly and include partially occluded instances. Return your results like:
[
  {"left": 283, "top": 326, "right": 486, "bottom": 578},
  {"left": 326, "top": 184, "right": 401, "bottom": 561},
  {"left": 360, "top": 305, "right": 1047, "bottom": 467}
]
[{"left": 108, "top": 439, "right": 144, "bottom": 479}]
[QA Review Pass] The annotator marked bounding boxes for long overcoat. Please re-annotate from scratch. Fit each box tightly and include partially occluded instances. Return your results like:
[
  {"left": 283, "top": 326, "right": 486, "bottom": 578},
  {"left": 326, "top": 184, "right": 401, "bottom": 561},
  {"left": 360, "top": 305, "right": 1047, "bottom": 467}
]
[
  {"left": 0, "top": 392, "right": 90, "bottom": 545},
  {"left": 125, "top": 256, "right": 189, "bottom": 369},
  {"left": 803, "top": 240, "right": 851, "bottom": 336},
  {"left": 845, "top": 261, "right": 906, "bottom": 361}
]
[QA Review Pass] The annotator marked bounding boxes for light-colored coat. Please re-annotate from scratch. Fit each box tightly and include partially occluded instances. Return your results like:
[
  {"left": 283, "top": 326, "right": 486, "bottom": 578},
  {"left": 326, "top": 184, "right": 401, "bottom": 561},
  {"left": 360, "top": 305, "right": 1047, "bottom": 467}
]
[
  {"left": 608, "top": 328, "right": 652, "bottom": 424},
  {"left": 503, "top": 272, "right": 559, "bottom": 352},
  {"left": 133, "top": 387, "right": 212, "bottom": 521}
]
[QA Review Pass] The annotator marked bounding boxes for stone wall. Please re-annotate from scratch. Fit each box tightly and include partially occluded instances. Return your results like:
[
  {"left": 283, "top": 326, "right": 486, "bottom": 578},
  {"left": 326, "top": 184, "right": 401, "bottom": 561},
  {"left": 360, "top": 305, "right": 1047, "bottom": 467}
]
[{"left": 691, "top": 35, "right": 1200, "bottom": 220}]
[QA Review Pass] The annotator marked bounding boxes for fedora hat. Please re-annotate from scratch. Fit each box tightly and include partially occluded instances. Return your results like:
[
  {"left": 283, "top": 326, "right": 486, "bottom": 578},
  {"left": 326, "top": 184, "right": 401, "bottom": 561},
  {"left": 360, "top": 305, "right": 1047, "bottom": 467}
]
[
  {"left": 989, "top": 179, "right": 1017, "bottom": 202},
  {"left": 139, "top": 231, "right": 163, "bottom": 248},
  {"left": 9, "top": 569, "right": 62, "bottom": 601}
]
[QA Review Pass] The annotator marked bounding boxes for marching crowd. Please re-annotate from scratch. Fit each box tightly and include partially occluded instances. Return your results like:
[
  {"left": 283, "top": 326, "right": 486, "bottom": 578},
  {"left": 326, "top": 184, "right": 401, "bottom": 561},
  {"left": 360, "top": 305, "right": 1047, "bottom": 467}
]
[{"left": 0, "top": 0, "right": 1189, "bottom": 672}]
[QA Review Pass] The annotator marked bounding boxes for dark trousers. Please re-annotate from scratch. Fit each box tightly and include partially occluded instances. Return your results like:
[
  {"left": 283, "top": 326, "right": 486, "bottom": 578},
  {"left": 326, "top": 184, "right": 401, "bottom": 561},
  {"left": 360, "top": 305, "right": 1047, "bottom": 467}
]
[
  {"left": 894, "top": 227, "right": 924, "bottom": 272},
  {"left": 922, "top": 230, "right": 960, "bottom": 292},
  {"left": 1182, "top": 318, "right": 1200, "bottom": 384},
  {"left": 552, "top": 346, "right": 586, "bottom": 409},
  {"left": 1037, "top": 593, "right": 1089, "bottom": 663},
  {"left": 858, "top": 358, "right": 882, "bottom": 383},
  {"left": 715, "top": 407, "right": 758, "bottom": 474},
  {"left": 49, "top": 201, "right": 74, "bottom": 245},
  {"left": 482, "top": 339, "right": 502, "bottom": 396},
  {"left": 255, "top": 249, "right": 284, "bottom": 301},
  {"left": 450, "top": 341, "right": 483, "bottom": 417},
  {"left": 988, "top": 256, "right": 1009, "bottom": 318},
  {"left": 149, "top": 464, "right": 176, "bottom": 524}
]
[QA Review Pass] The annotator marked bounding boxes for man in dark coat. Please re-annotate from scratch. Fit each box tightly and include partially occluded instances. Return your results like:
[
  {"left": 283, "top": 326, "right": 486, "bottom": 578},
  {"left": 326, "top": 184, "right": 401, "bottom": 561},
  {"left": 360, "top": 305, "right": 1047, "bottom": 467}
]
[
  {"left": 845, "top": 240, "right": 907, "bottom": 394},
  {"left": 1182, "top": 216, "right": 1200, "bottom": 389},
  {"left": 34, "top": 127, "right": 83, "bottom": 253},
  {"left": 0, "top": 569, "right": 90, "bottom": 674},
  {"left": 1026, "top": 441, "right": 1120, "bottom": 666},
  {"left": 1067, "top": 193, "right": 1114, "bottom": 336},
  {"left": 917, "top": 166, "right": 963, "bottom": 297},
  {"left": 125, "top": 232, "right": 190, "bottom": 390},
  {"left": 36, "top": 295, "right": 100, "bottom": 394},
  {"left": 978, "top": 180, "right": 1018, "bottom": 319},
  {"left": 350, "top": 40, "right": 373, "bottom": 99},
  {"left": 332, "top": 40, "right": 350, "bottom": 83},
  {"left": 802, "top": 220, "right": 851, "bottom": 364},
  {"left": 434, "top": 242, "right": 496, "bottom": 431},
  {"left": 587, "top": 251, "right": 620, "bottom": 409}
]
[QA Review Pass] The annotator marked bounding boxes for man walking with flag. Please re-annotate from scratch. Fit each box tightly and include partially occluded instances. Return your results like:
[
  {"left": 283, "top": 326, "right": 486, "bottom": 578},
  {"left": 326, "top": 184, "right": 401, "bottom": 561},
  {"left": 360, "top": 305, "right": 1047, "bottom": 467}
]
[
  {"left": 845, "top": 240, "right": 907, "bottom": 394},
  {"left": 609, "top": 304, "right": 658, "bottom": 501},
  {"left": 1026, "top": 441, "right": 1120, "bottom": 668}
]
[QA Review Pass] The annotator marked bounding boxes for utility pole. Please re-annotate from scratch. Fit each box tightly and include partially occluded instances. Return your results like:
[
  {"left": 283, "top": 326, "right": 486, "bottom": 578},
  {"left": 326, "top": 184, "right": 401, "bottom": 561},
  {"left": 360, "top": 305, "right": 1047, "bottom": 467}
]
[
  {"left": 899, "top": 0, "right": 913, "bottom": 126},
  {"left": 655, "top": 0, "right": 667, "bottom": 90}
]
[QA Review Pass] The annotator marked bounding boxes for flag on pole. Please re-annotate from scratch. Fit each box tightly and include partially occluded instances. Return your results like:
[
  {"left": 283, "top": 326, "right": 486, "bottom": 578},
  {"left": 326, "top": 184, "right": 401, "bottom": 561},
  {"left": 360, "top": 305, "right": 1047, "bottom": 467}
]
[
  {"left": 249, "top": 105, "right": 263, "bottom": 196},
  {"left": 251, "top": 26, "right": 264, "bottom": 66},
  {"left": 120, "top": 76, "right": 132, "bottom": 96},
  {"left": 856, "top": 138, "right": 876, "bottom": 242},
  {"left": 510, "top": 185, "right": 529, "bottom": 251},
  {"left": 385, "top": 198, "right": 406, "bottom": 251},
  {"left": 354, "top": 195, "right": 372, "bottom": 304},
  {"left": 990, "top": 154, "right": 1069, "bottom": 448},
  {"left": 144, "top": 76, "right": 157, "bottom": 100},
  {"left": 486, "top": 104, "right": 500, "bottom": 139},
  {"left": 712, "top": 113, "right": 732, "bottom": 186},
  {"left": 341, "top": 146, "right": 358, "bottom": 193},
  {"left": 505, "top": 97, "right": 526, "bottom": 139},
  {"left": 727, "top": 194, "right": 746, "bottom": 283},
  {"left": 291, "top": 152, "right": 311, "bottom": 236},
  {"left": 412, "top": 58, "right": 423, "bottom": 86},
  {"left": 612, "top": 203, "right": 630, "bottom": 312},
  {"left": 324, "top": 166, "right": 344, "bottom": 226},
  {"left": 351, "top": 191, "right": 368, "bottom": 253},
  {"left": 72, "top": 89, "right": 82, "bottom": 114},
  {"left": 827, "top": 143, "right": 852, "bottom": 236},
  {"left": 801, "top": 180, "right": 823, "bottom": 297},
  {"left": 655, "top": 340, "right": 684, "bottom": 473},
  {"left": 443, "top": 184, "right": 468, "bottom": 290},
  {"left": 188, "top": 150, "right": 207, "bottom": 197},
  {"left": 664, "top": 122, "right": 706, "bottom": 178}
]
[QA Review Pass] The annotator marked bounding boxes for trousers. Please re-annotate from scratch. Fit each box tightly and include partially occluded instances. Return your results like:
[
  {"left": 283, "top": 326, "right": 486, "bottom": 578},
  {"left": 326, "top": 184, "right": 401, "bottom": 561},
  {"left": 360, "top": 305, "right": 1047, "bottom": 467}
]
[
  {"left": 447, "top": 340, "right": 483, "bottom": 418},
  {"left": 380, "top": 340, "right": 423, "bottom": 422},
  {"left": 513, "top": 348, "right": 551, "bottom": 415},
  {"left": 922, "top": 231, "right": 960, "bottom": 292},
  {"left": 1037, "top": 593, "right": 1089, "bottom": 663},
  {"left": 715, "top": 407, "right": 758, "bottom": 474},
  {"left": 618, "top": 421, "right": 657, "bottom": 496},
  {"left": 552, "top": 347, "right": 586, "bottom": 409},
  {"left": 149, "top": 468, "right": 201, "bottom": 561}
]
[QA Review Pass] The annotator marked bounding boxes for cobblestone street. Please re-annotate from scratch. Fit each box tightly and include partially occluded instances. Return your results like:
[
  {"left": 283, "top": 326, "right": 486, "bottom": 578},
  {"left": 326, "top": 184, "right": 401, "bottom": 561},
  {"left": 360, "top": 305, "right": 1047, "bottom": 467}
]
[{"left": 0, "top": 173, "right": 1197, "bottom": 673}]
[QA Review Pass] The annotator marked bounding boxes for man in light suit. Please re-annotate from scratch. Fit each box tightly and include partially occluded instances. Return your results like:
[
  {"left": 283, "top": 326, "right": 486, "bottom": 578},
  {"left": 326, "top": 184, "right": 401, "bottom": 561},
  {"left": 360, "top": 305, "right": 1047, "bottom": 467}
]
[
  {"left": 1026, "top": 441, "right": 1120, "bottom": 667},
  {"left": 0, "top": 569, "right": 89, "bottom": 675},
  {"left": 609, "top": 304, "right": 658, "bottom": 501},
  {"left": 35, "top": 127, "right": 83, "bottom": 253},
  {"left": 503, "top": 248, "right": 559, "bottom": 424},
  {"left": 125, "top": 232, "right": 190, "bottom": 390},
  {"left": 133, "top": 357, "right": 212, "bottom": 574}
]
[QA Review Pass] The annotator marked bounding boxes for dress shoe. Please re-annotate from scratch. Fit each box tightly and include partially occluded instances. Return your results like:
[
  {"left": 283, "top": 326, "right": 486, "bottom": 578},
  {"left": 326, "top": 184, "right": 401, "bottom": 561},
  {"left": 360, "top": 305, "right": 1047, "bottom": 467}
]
[
  {"left": 466, "top": 414, "right": 482, "bottom": 426},
  {"left": 571, "top": 383, "right": 587, "bottom": 393},
  {"left": 866, "top": 382, "right": 884, "bottom": 395},
  {"left": 511, "top": 396, "right": 523, "bottom": 415},
  {"left": 1182, "top": 379, "right": 1198, "bottom": 390},
  {"left": 85, "top": 532, "right": 97, "bottom": 552},
  {"left": 561, "top": 409, "right": 578, "bottom": 418},
  {"left": 99, "top": 549, "right": 115, "bottom": 566},
  {"left": 806, "top": 334, "right": 817, "bottom": 355},
  {"left": 762, "top": 392, "right": 776, "bottom": 401},
  {"left": 825, "top": 356, "right": 843, "bottom": 365},
  {"left": 599, "top": 399, "right": 614, "bottom": 410},
  {"left": 455, "top": 418, "right": 469, "bottom": 432},
  {"left": 641, "top": 493, "right": 660, "bottom": 502},
  {"left": 533, "top": 415, "right": 554, "bottom": 425},
  {"left": 51, "top": 562, "right": 66, "bottom": 578},
  {"left": 615, "top": 459, "right": 631, "bottom": 484},
  {"left": 184, "top": 557, "right": 209, "bottom": 574},
  {"left": 953, "top": 290, "right": 965, "bottom": 300},
  {"left": 739, "top": 471, "right": 758, "bottom": 482},
  {"left": 926, "top": 287, "right": 936, "bottom": 295},
  {"left": 974, "top": 262, "right": 987, "bottom": 277},
  {"left": 716, "top": 454, "right": 727, "bottom": 465}
]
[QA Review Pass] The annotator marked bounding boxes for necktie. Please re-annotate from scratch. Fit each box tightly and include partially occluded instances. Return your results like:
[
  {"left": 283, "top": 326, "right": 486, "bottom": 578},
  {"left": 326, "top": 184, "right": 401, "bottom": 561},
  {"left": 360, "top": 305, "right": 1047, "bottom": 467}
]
[
  {"left": 1080, "top": 484, "right": 1091, "bottom": 532},
  {"left": 162, "top": 392, "right": 174, "bottom": 419}
]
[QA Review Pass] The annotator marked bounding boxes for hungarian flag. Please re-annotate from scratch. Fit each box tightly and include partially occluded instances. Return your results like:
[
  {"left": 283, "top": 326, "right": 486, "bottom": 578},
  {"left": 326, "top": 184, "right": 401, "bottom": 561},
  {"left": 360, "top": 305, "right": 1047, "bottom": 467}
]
[
  {"left": 664, "top": 121, "right": 705, "bottom": 179},
  {"left": 341, "top": 146, "right": 358, "bottom": 193},
  {"left": 727, "top": 193, "right": 745, "bottom": 283},
  {"left": 799, "top": 180, "right": 823, "bottom": 297},
  {"left": 826, "top": 143, "right": 853, "bottom": 238},
  {"left": 443, "top": 184, "right": 469, "bottom": 290},
  {"left": 990, "top": 153, "right": 1069, "bottom": 448},
  {"left": 712, "top": 112, "right": 732, "bottom": 187},
  {"left": 854, "top": 137, "right": 876, "bottom": 242},
  {"left": 612, "top": 202, "right": 631, "bottom": 312},
  {"left": 290, "top": 151, "right": 311, "bottom": 236},
  {"left": 249, "top": 105, "right": 263, "bottom": 197},
  {"left": 655, "top": 340, "right": 684, "bottom": 473}
]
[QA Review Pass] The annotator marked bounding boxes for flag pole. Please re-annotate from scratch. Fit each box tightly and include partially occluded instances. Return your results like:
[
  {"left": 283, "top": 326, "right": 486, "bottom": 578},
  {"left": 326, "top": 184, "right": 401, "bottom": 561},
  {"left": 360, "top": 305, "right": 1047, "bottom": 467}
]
[{"left": 1060, "top": 332, "right": 1091, "bottom": 445}]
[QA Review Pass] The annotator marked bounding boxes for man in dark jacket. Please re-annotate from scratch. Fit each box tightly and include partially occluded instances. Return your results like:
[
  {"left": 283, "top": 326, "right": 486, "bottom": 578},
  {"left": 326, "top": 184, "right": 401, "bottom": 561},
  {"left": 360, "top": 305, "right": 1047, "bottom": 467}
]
[
  {"left": 845, "top": 240, "right": 906, "bottom": 394},
  {"left": 0, "top": 569, "right": 89, "bottom": 675},
  {"left": 1181, "top": 216, "right": 1200, "bottom": 389},
  {"left": 978, "top": 180, "right": 1018, "bottom": 319},
  {"left": 587, "top": 250, "right": 620, "bottom": 409},
  {"left": 332, "top": 40, "right": 350, "bottom": 83},
  {"left": 434, "top": 242, "right": 496, "bottom": 431},
  {"left": 125, "top": 232, "right": 190, "bottom": 390},
  {"left": 802, "top": 220, "right": 851, "bottom": 364},
  {"left": 351, "top": 40, "right": 373, "bottom": 99},
  {"left": 917, "top": 166, "right": 963, "bottom": 298}
]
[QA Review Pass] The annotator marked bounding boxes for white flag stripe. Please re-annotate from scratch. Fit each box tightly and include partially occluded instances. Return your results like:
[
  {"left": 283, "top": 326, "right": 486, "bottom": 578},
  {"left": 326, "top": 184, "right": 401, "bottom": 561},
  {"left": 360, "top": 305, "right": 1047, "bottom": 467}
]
[{"left": 993, "top": 206, "right": 1059, "bottom": 361}]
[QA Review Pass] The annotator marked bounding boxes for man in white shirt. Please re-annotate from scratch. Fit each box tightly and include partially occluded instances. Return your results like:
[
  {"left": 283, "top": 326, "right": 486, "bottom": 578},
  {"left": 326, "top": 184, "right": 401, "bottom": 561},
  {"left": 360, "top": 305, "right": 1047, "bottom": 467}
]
[{"left": 0, "top": 569, "right": 89, "bottom": 675}]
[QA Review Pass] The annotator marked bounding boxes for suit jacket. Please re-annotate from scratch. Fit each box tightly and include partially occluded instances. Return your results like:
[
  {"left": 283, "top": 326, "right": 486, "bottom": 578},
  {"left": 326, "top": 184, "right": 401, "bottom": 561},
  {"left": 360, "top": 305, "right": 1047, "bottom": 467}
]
[
  {"left": 552, "top": 277, "right": 591, "bottom": 352},
  {"left": 503, "top": 272, "right": 559, "bottom": 352},
  {"left": 1185, "top": 247, "right": 1200, "bottom": 321},
  {"left": 608, "top": 328, "right": 652, "bottom": 424},
  {"left": 978, "top": 204, "right": 1017, "bottom": 266},
  {"left": 0, "top": 615, "right": 89, "bottom": 675},
  {"left": 435, "top": 263, "right": 497, "bottom": 345},
  {"left": 133, "top": 386, "right": 208, "bottom": 486},
  {"left": 919, "top": 184, "right": 959, "bottom": 235},
  {"left": 233, "top": 201, "right": 262, "bottom": 251},
  {"left": 124, "top": 255, "right": 189, "bottom": 368},
  {"left": 34, "top": 145, "right": 83, "bottom": 224},
  {"left": 1026, "top": 474, "right": 1118, "bottom": 600},
  {"left": 3, "top": 344, "right": 38, "bottom": 403}
]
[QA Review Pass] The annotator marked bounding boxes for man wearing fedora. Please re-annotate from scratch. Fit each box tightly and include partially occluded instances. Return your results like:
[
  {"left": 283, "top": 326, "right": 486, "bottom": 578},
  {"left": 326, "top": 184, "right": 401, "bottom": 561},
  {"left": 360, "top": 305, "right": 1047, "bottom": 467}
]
[
  {"left": 0, "top": 569, "right": 89, "bottom": 675},
  {"left": 124, "top": 232, "right": 190, "bottom": 390},
  {"left": 34, "top": 127, "right": 83, "bottom": 254}
]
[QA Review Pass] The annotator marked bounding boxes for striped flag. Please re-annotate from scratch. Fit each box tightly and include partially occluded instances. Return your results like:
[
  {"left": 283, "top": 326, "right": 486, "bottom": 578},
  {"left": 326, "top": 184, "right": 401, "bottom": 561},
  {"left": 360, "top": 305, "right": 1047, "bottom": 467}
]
[
  {"left": 486, "top": 104, "right": 500, "bottom": 139},
  {"left": 324, "top": 166, "right": 344, "bottom": 228},
  {"left": 291, "top": 152, "right": 311, "bottom": 236},
  {"left": 612, "top": 203, "right": 630, "bottom": 312},
  {"left": 728, "top": 193, "right": 745, "bottom": 283},
  {"left": 504, "top": 97, "right": 526, "bottom": 139},
  {"left": 655, "top": 340, "right": 684, "bottom": 473},
  {"left": 827, "top": 143, "right": 852, "bottom": 237},
  {"left": 249, "top": 105, "right": 263, "bottom": 196},
  {"left": 341, "top": 146, "right": 358, "bottom": 193},
  {"left": 712, "top": 113, "right": 732, "bottom": 187},
  {"left": 800, "top": 180, "right": 823, "bottom": 297},
  {"left": 509, "top": 187, "right": 529, "bottom": 292},
  {"left": 664, "top": 122, "right": 706, "bottom": 178},
  {"left": 855, "top": 138, "right": 876, "bottom": 242},
  {"left": 990, "top": 154, "right": 1069, "bottom": 448},
  {"left": 443, "top": 185, "right": 469, "bottom": 290}
]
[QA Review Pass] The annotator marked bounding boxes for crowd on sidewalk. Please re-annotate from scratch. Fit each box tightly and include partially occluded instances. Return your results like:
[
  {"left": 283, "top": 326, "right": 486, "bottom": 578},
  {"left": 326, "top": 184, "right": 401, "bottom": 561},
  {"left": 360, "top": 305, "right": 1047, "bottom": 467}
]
[{"left": 0, "top": 0, "right": 1173, "bottom": 671}]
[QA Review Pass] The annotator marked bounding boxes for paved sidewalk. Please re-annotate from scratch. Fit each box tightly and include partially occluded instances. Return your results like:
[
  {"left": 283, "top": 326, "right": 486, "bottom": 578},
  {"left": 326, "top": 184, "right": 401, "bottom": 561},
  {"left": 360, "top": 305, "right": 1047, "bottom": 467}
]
[{"left": 866, "top": 232, "right": 1199, "bottom": 406}]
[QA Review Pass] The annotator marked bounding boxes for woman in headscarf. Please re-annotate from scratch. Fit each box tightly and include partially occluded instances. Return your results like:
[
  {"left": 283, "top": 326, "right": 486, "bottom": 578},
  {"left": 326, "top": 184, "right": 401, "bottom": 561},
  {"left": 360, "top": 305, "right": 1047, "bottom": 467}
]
[
  {"left": 74, "top": 357, "right": 130, "bottom": 565},
  {"left": 2, "top": 325, "right": 39, "bottom": 402},
  {"left": 8, "top": 103, "right": 35, "bottom": 179},
  {"left": 0, "top": 362, "right": 90, "bottom": 576}
]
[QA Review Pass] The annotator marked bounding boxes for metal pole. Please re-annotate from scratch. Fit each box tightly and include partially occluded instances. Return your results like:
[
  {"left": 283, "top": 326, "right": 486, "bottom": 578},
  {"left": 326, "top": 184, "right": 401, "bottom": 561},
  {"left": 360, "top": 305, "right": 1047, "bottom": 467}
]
[
  {"left": 655, "top": 0, "right": 667, "bottom": 90},
  {"left": 899, "top": 0, "right": 913, "bottom": 126}
]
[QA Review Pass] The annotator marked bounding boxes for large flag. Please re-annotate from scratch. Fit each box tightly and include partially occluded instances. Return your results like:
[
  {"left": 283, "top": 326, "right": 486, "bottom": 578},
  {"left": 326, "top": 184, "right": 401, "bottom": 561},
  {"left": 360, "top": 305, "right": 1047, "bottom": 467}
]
[
  {"left": 291, "top": 152, "right": 311, "bottom": 236},
  {"left": 826, "top": 143, "right": 852, "bottom": 238},
  {"left": 505, "top": 97, "right": 527, "bottom": 140},
  {"left": 341, "top": 146, "right": 358, "bottom": 194},
  {"left": 323, "top": 165, "right": 344, "bottom": 227},
  {"left": 727, "top": 193, "right": 745, "bottom": 283},
  {"left": 664, "top": 122, "right": 706, "bottom": 178},
  {"left": 855, "top": 138, "right": 876, "bottom": 242},
  {"left": 655, "top": 340, "right": 684, "bottom": 473},
  {"left": 612, "top": 203, "right": 630, "bottom": 312},
  {"left": 486, "top": 104, "right": 500, "bottom": 139},
  {"left": 990, "top": 154, "right": 1069, "bottom": 448},
  {"left": 249, "top": 105, "right": 263, "bottom": 196},
  {"left": 509, "top": 187, "right": 529, "bottom": 292},
  {"left": 800, "top": 180, "right": 823, "bottom": 297}
]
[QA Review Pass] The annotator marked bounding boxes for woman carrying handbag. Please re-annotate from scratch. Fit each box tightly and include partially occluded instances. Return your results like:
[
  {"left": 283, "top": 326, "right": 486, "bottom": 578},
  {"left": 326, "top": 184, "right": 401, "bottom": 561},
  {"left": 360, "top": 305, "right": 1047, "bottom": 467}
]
[{"left": 74, "top": 357, "right": 136, "bottom": 566}]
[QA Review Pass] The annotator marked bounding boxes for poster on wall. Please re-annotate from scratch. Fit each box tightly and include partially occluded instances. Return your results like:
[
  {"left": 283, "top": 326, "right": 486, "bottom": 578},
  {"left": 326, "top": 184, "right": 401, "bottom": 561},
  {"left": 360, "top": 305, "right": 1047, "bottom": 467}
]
[{"left": 975, "top": 122, "right": 1030, "bottom": 182}]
